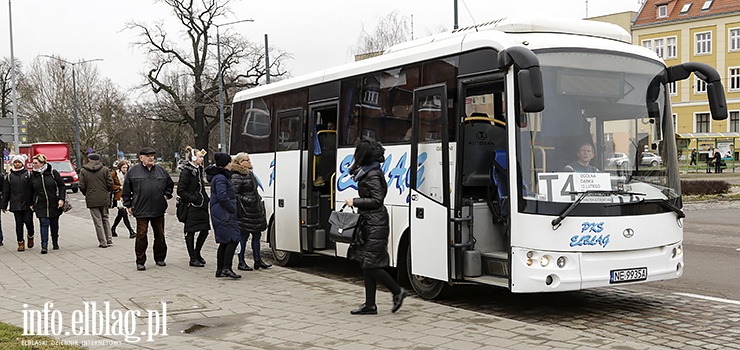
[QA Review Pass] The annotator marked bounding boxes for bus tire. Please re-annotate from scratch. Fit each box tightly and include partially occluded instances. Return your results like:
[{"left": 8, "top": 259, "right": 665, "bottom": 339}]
[
  {"left": 406, "top": 244, "right": 449, "bottom": 300},
  {"left": 268, "top": 218, "right": 300, "bottom": 266}
]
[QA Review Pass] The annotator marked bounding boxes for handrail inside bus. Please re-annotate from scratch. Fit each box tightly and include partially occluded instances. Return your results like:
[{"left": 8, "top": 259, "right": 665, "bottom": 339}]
[
  {"left": 463, "top": 116, "right": 506, "bottom": 127},
  {"left": 330, "top": 172, "right": 336, "bottom": 210},
  {"left": 317, "top": 129, "right": 336, "bottom": 135}
]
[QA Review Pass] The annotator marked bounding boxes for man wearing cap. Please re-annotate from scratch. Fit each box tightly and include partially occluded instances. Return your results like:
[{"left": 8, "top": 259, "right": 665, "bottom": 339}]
[
  {"left": 78, "top": 153, "right": 114, "bottom": 248},
  {"left": 122, "top": 147, "right": 175, "bottom": 271}
]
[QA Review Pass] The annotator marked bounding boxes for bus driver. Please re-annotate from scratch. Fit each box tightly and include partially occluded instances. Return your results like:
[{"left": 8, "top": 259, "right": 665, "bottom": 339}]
[{"left": 564, "top": 141, "right": 599, "bottom": 173}]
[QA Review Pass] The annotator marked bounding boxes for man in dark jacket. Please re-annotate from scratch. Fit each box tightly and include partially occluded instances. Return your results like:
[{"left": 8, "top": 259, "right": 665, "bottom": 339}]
[
  {"left": 1, "top": 155, "right": 35, "bottom": 251},
  {"left": 79, "top": 153, "right": 114, "bottom": 248},
  {"left": 123, "top": 147, "right": 174, "bottom": 271}
]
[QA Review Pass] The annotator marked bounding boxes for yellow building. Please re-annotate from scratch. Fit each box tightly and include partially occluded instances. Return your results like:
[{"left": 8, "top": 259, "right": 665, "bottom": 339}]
[{"left": 632, "top": 0, "right": 740, "bottom": 162}]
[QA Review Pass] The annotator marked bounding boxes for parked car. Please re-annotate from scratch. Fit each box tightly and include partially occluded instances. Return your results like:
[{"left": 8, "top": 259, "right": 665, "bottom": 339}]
[
  {"left": 607, "top": 152, "right": 630, "bottom": 167},
  {"left": 641, "top": 152, "right": 663, "bottom": 167}
]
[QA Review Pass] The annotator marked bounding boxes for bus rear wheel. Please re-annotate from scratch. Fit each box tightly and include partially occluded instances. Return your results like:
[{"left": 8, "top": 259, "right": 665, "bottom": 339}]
[
  {"left": 269, "top": 219, "right": 300, "bottom": 266},
  {"left": 406, "top": 244, "right": 449, "bottom": 300}
]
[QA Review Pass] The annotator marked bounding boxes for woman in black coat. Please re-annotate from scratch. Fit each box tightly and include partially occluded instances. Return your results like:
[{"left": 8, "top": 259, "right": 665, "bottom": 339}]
[
  {"left": 29, "top": 154, "right": 66, "bottom": 254},
  {"left": 1, "top": 155, "right": 35, "bottom": 251},
  {"left": 345, "top": 138, "right": 408, "bottom": 315},
  {"left": 206, "top": 152, "right": 241, "bottom": 279},
  {"left": 177, "top": 147, "right": 211, "bottom": 267},
  {"left": 231, "top": 152, "right": 271, "bottom": 271}
]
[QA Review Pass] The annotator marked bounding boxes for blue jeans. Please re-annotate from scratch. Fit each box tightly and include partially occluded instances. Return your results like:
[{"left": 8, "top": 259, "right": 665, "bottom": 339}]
[
  {"left": 39, "top": 217, "right": 60, "bottom": 248},
  {"left": 238, "top": 231, "right": 262, "bottom": 264},
  {"left": 14, "top": 210, "right": 35, "bottom": 242}
]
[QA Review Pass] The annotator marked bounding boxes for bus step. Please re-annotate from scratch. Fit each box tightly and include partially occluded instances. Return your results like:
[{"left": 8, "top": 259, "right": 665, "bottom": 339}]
[{"left": 481, "top": 251, "right": 509, "bottom": 277}]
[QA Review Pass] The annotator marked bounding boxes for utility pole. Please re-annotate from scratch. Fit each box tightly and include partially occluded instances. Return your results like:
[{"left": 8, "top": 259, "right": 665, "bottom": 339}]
[
  {"left": 454, "top": 0, "right": 459, "bottom": 30},
  {"left": 8, "top": 0, "right": 19, "bottom": 153},
  {"left": 265, "top": 34, "right": 270, "bottom": 84}
]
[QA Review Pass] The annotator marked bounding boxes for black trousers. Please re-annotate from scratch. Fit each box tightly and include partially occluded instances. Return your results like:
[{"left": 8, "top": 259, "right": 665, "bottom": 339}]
[
  {"left": 112, "top": 208, "right": 133, "bottom": 232},
  {"left": 13, "top": 210, "right": 34, "bottom": 242},
  {"left": 363, "top": 267, "right": 402, "bottom": 306},
  {"left": 216, "top": 242, "right": 238, "bottom": 272}
]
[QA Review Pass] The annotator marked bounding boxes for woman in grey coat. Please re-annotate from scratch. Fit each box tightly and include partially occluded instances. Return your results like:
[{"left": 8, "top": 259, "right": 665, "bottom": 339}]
[{"left": 345, "top": 138, "right": 407, "bottom": 315}]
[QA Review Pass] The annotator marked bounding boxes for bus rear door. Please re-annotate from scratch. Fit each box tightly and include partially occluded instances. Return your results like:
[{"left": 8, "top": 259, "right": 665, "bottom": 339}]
[{"left": 273, "top": 109, "right": 303, "bottom": 256}]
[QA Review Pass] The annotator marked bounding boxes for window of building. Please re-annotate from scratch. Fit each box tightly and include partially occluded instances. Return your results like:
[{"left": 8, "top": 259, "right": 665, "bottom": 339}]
[
  {"left": 701, "top": 0, "right": 713, "bottom": 11},
  {"left": 730, "top": 28, "right": 740, "bottom": 52},
  {"left": 672, "top": 113, "right": 678, "bottom": 132},
  {"left": 666, "top": 37, "right": 677, "bottom": 58},
  {"left": 654, "top": 38, "right": 665, "bottom": 58},
  {"left": 696, "top": 113, "right": 710, "bottom": 133},
  {"left": 730, "top": 68, "right": 740, "bottom": 91},
  {"left": 695, "top": 32, "right": 712, "bottom": 55},
  {"left": 680, "top": 3, "right": 692, "bottom": 14},
  {"left": 642, "top": 39, "right": 652, "bottom": 51},
  {"left": 669, "top": 81, "right": 677, "bottom": 95},
  {"left": 695, "top": 76, "right": 707, "bottom": 94},
  {"left": 658, "top": 5, "right": 668, "bottom": 18},
  {"left": 730, "top": 111, "right": 740, "bottom": 132}
]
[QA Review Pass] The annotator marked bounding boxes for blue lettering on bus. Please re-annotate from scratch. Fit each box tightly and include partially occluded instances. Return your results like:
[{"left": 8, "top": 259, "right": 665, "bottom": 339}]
[
  {"left": 580, "top": 222, "right": 604, "bottom": 233},
  {"left": 255, "top": 173, "right": 264, "bottom": 192},
  {"left": 269, "top": 158, "right": 275, "bottom": 187},
  {"left": 337, "top": 151, "right": 427, "bottom": 203},
  {"left": 570, "top": 234, "right": 610, "bottom": 248}
]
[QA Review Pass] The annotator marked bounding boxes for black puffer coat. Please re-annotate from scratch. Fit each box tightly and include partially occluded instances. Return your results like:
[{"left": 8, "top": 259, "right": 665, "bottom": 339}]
[
  {"left": 231, "top": 163, "right": 267, "bottom": 233},
  {"left": 1, "top": 167, "right": 33, "bottom": 212},
  {"left": 29, "top": 164, "right": 66, "bottom": 219},
  {"left": 177, "top": 162, "right": 211, "bottom": 232},
  {"left": 348, "top": 164, "right": 389, "bottom": 269}
]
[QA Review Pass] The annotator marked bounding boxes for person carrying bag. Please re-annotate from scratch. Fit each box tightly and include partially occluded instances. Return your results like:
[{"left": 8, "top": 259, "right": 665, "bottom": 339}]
[{"left": 328, "top": 204, "right": 362, "bottom": 244}]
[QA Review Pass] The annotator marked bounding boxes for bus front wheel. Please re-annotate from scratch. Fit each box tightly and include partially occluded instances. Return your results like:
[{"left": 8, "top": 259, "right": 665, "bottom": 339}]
[
  {"left": 268, "top": 220, "right": 300, "bottom": 266},
  {"left": 405, "top": 244, "right": 449, "bottom": 300}
]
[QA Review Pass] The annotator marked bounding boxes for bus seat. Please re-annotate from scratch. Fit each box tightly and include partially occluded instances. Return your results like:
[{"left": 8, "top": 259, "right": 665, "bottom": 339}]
[
  {"left": 489, "top": 149, "right": 510, "bottom": 218},
  {"left": 461, "top": 113, "right": 507, "bottom": 188}
]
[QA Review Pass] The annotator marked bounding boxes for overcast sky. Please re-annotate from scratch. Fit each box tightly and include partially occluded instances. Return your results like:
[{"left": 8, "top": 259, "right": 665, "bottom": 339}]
[{"left": 1, "top": 0, "right": 642, "bottom": 96}]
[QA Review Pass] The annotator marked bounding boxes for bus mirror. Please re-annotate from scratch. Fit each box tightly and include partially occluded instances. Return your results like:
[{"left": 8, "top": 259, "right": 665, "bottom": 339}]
[
  {"left": 498, "top": 47, "right": 545, "bottom": 113},
  {"left": 666, "top": 62, "right": 727, "bottom": 120},
  {"left": 518, "top": 68, "right": 544, "bottom": 112}
]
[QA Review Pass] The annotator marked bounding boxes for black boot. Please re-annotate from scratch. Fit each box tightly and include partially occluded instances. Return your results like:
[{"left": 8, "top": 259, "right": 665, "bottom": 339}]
[
  {"left": 238, "top": 262, "right": 253, "bottom": 271},
  {"left": 185, "top": 232, "right": 196, "bottom": 266},
  {"left": 254, "top": 260, "right": 272, "bottom": 269},
  {"left": 221, "top": 269, "right": 241, "bottom": 279},
  {"left": 195, "top": 232, "right": 208, "bottom": 264}
]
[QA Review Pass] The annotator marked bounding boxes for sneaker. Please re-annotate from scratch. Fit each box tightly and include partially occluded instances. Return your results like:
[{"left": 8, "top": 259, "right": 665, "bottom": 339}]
[{"left": 27, "top": 236, "right": 34, "bottom": 248}]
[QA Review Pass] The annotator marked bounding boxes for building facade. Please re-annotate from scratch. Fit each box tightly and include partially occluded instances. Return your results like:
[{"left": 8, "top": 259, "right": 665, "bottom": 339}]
[{"left": 632, "top": 0, "right": 740, "bottom": 161}]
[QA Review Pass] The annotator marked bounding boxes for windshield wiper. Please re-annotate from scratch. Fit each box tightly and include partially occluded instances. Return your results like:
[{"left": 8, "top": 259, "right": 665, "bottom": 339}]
[
  {"left": 551, "top": 190, "right": 646, "bottom": 230},
  {"left": 607, "top": 197, "right": 685, "bottom": 219}
]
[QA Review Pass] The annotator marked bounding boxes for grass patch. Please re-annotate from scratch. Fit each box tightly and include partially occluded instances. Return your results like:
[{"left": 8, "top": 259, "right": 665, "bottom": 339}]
[{"left": 0, "top": 322, "right": 83, "bottom": 350}]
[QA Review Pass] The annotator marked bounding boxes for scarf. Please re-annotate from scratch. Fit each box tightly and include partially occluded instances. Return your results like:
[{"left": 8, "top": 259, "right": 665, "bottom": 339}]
[
  {"left": 34, "top": 163, "right": 48, "bottom": 174},
  {"left": 351, "top": 162, "right": 380, "bottom": 182}
]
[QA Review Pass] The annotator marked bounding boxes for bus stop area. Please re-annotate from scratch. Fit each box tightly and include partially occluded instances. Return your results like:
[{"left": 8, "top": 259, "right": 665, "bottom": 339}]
[
  {"left": 0, "top": 207, "right": 667, "bottom": 349},
  {"left": 677, "top": 133, "right": 738, "bottom": 174}
]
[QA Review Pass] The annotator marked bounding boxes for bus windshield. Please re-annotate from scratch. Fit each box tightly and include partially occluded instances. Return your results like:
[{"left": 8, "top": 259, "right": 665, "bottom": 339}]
[{"left": 516, "top": 50, "right": 680, "bottom": 217}]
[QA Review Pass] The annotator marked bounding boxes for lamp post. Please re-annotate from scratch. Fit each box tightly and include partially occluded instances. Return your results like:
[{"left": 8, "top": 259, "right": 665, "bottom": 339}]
[
  {"left": 215, "top": 18, "right": 254, "bottom": 153},
  {"left": 40, "top": 55, "right": 103, "bottom": 170}
]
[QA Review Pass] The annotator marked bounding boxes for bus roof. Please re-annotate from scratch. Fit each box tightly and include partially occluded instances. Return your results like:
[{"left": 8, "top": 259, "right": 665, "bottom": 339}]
[{"left": 233, "top": 16, "right": 640, "bottom": 104}]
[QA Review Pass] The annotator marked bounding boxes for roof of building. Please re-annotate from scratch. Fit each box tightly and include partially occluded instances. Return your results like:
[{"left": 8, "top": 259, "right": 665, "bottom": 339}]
[{"left": 634, "top": 0, "right": 740, "bottom": 27}]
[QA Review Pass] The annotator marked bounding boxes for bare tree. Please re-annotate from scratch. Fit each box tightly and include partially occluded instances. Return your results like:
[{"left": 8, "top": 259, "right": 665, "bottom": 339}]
[
  {"left": 351, "top": 10, "right": 412, "bottom": 56},
  {"left": 0, "top": 57, "right": 23, "bottom": 120},
  {"left": 127, "top": 0, "right": 291, "bottom": 155}
]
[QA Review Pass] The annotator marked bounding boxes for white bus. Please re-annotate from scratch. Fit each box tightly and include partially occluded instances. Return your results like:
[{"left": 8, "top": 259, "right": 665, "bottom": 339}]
[{"left": 230, "top": 16, "right": 727, "bottom": 298}]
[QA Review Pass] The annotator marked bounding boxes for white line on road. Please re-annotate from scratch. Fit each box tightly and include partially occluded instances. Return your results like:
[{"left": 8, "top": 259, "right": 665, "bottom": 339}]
[{"left": 674, "top": 292, "right": 740, "bottom": 306}]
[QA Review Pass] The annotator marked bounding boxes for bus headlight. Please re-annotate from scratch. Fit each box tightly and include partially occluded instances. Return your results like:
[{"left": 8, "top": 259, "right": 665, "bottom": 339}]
[
  {"left": 557, "top": 256, "right": 566, "bottom": 268},
  {"left": 539, "top": 255, "right": 550, "bottom": 267}
]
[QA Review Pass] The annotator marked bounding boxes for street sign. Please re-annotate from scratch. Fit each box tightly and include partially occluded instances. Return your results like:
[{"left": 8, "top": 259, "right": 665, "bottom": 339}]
[{"left": 0, "top": 117, "right": 27, "bottom": 128}]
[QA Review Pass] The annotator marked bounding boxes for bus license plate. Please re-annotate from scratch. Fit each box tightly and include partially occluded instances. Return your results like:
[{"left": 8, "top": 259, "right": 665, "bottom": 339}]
[{"left": 609, "top": 267, "right": 647, "bottom": 284}]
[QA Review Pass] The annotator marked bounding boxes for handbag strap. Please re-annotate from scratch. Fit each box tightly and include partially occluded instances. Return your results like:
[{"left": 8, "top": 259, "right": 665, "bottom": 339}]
[{"left": 339, "top": 203, "right": 356, "bottom": 213}]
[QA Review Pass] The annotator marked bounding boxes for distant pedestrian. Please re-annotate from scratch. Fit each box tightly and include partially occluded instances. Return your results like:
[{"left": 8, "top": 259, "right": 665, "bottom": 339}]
[
  {"left": 690, "top": 149, "right": 697, "bottom": 166},
  {"left": 110, "top": 161, "right": 135, "bottom": 238},
  {"left": 79, "top": 153, "right": 114, "bottom": 248},
  {"left": 177, "top": 146, "right": 210, "bottom": 267},
  {"left": 1, "top": 155, "right": 35, "bottom": 251},
  {"left": 714, "top": 150, "right": 722, "bottom": 174},
  {"left": 231, "top": 152, "right": 271, "bottom": 272},
  {"left": 706, "top": 148, "right": 714, "bottom": 173},
  {"left": 29, "top": 154, "right": 66, "bottom": 254},
  {"left": 206, "top": 152, "right": 241, "bottom": 279},
  {"left": 346, "top": 138, "right": 408, "bottom": 315},
  {"left": 122, "top": 147, "right": 174, "bottom": 271}
]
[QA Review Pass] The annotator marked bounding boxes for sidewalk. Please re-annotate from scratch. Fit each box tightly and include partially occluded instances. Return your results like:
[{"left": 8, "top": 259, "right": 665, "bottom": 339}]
[{"left": 0, "top": 212, "right": 668, "bottom": 350}]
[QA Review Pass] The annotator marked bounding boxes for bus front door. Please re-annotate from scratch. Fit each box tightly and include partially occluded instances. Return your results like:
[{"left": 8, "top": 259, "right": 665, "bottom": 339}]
[
  {"left": 409, "top": 84, "right": 451, "bottom": 294},
  {"left": 272, "top": 109, "right": 303, "bottom": 264}
]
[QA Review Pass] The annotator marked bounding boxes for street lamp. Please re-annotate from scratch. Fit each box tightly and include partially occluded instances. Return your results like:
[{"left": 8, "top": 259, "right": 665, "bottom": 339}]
[
  {"left": 215, "top": 18, "right": 254, "bottom": 153},
  {"left": 39, "top": 55, "right": 103, "bottom": 170}
]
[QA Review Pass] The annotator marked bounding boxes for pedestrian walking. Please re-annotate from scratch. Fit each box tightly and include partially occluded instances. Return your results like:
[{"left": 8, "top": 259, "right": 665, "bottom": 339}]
[
  {"left": 345, "top": 138, "right": 408, "bottom": 315},
  {"left": 110, "top": 161, "right": 135, "bottom": 239},
  {"left": 206, "top": 152, "right": 241, "bottom": 279},
  {"left": 690, "top": 149, "right": 697, "bottom": 166},
  {"left": 79, "top": 153, "right": 114, "bottom": 248},
  {"left": 29, "top": 154, "right": 66, "bottom": 254},
  {"left": 1, "top": 155, "right": 35, "bottom": 251},
  {"left": 122, "top": 147, "right": 175, "bottom": 271},
  {"left": 714, "top": 150, "right": 722, "bottom": 174},
  {"left": 231, "top": 152, "right": 271, "bottom": 271},
  {"left": 177, "top": 146, "right": 210, "bottom": 267}
]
